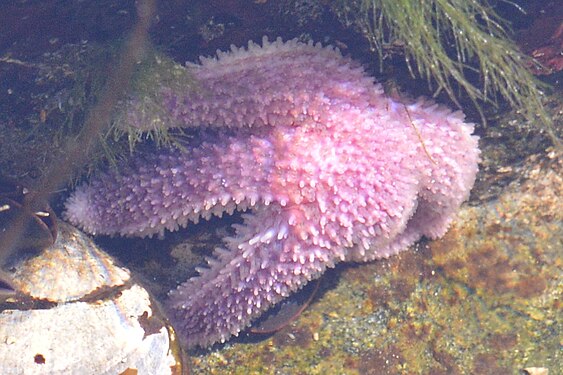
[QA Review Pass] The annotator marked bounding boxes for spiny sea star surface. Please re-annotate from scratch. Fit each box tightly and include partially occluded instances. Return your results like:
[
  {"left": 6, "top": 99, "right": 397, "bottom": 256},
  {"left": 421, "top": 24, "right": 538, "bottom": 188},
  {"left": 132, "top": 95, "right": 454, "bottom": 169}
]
[{"left": 64, "top": 37, "right": 480, "bottom": 348}]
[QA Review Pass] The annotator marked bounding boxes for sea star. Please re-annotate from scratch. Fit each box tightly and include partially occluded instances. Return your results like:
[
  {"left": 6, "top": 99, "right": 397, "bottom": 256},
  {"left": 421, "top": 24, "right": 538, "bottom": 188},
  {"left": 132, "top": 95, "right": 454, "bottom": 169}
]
[{"left": 64, "top": 37, "right": 480, "bottom": 348}]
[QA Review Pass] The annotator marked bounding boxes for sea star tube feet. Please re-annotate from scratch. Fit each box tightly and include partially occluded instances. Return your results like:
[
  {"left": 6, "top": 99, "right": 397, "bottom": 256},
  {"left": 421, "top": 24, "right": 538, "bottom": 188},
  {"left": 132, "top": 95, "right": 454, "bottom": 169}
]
[{"left": 64, "top": 37, "right": 480, "bottom": 348}]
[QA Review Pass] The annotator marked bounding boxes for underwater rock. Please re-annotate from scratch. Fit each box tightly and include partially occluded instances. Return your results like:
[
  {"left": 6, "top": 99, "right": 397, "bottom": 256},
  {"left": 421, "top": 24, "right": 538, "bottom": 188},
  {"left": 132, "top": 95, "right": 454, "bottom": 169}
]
[{"left": 0, "top": 221, "right": 183, "bottom": 374}]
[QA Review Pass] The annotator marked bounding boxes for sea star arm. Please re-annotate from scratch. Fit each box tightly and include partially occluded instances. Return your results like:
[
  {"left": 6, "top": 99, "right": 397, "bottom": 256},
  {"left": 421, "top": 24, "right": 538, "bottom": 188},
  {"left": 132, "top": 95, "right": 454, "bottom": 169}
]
[
  {"left": 166, "top": 203, "right": 338, "bottom": 348},
  {"left": 64, "top": 132, "right": 276, "bottom": 237}
]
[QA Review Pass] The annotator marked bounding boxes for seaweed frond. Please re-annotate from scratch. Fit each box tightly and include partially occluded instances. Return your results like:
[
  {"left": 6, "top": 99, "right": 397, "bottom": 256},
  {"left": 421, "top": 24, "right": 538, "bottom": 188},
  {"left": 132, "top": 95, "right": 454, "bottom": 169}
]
[
  {"left": 109, "top": 48, "right": 197, "bottom": 152},
  {"left": 42, "top": 43, "right": 197, "bottom": 181},
  {"left": 332, "top": 0, "right": 559, "bottom": 146}
]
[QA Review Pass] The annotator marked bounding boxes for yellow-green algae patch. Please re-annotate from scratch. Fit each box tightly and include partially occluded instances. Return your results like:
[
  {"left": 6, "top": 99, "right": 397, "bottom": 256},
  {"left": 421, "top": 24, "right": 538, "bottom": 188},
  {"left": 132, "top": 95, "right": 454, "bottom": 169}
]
[{"left": 189, "top": 147, "right": 561, "bottom": 374}]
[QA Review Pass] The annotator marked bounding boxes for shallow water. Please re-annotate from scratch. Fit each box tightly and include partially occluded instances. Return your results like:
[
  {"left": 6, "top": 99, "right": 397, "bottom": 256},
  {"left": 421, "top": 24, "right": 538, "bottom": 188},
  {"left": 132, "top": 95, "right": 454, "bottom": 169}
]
[{"left": 0, "top": 1, "right": 560, "bottom": 374}]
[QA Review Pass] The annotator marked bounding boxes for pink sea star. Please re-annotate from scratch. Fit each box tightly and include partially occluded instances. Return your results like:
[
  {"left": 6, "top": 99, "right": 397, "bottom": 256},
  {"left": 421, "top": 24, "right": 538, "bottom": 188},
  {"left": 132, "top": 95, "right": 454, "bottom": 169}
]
[{"left": 64, "top": 37, "right": 480, "bottom": 348}]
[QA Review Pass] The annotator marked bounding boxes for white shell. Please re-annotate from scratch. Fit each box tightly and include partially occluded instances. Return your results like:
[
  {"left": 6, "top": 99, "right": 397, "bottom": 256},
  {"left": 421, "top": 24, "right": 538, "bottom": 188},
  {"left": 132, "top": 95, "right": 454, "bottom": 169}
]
[{"left": 0, "top": 221, "right": 183, "bottom": 374}]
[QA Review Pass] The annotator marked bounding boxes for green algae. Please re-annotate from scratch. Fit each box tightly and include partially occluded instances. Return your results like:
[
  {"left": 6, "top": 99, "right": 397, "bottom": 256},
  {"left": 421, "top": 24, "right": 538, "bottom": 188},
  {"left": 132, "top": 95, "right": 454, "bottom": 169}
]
[
  {"left": 65, "top": 44, "right": 197, "bottom": 171},
  {"left": 330, "top": 0, "right": 559, "bottom": 146},
  {"left": 109, "top": 48, "right": 197, "bottom": 152}
]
